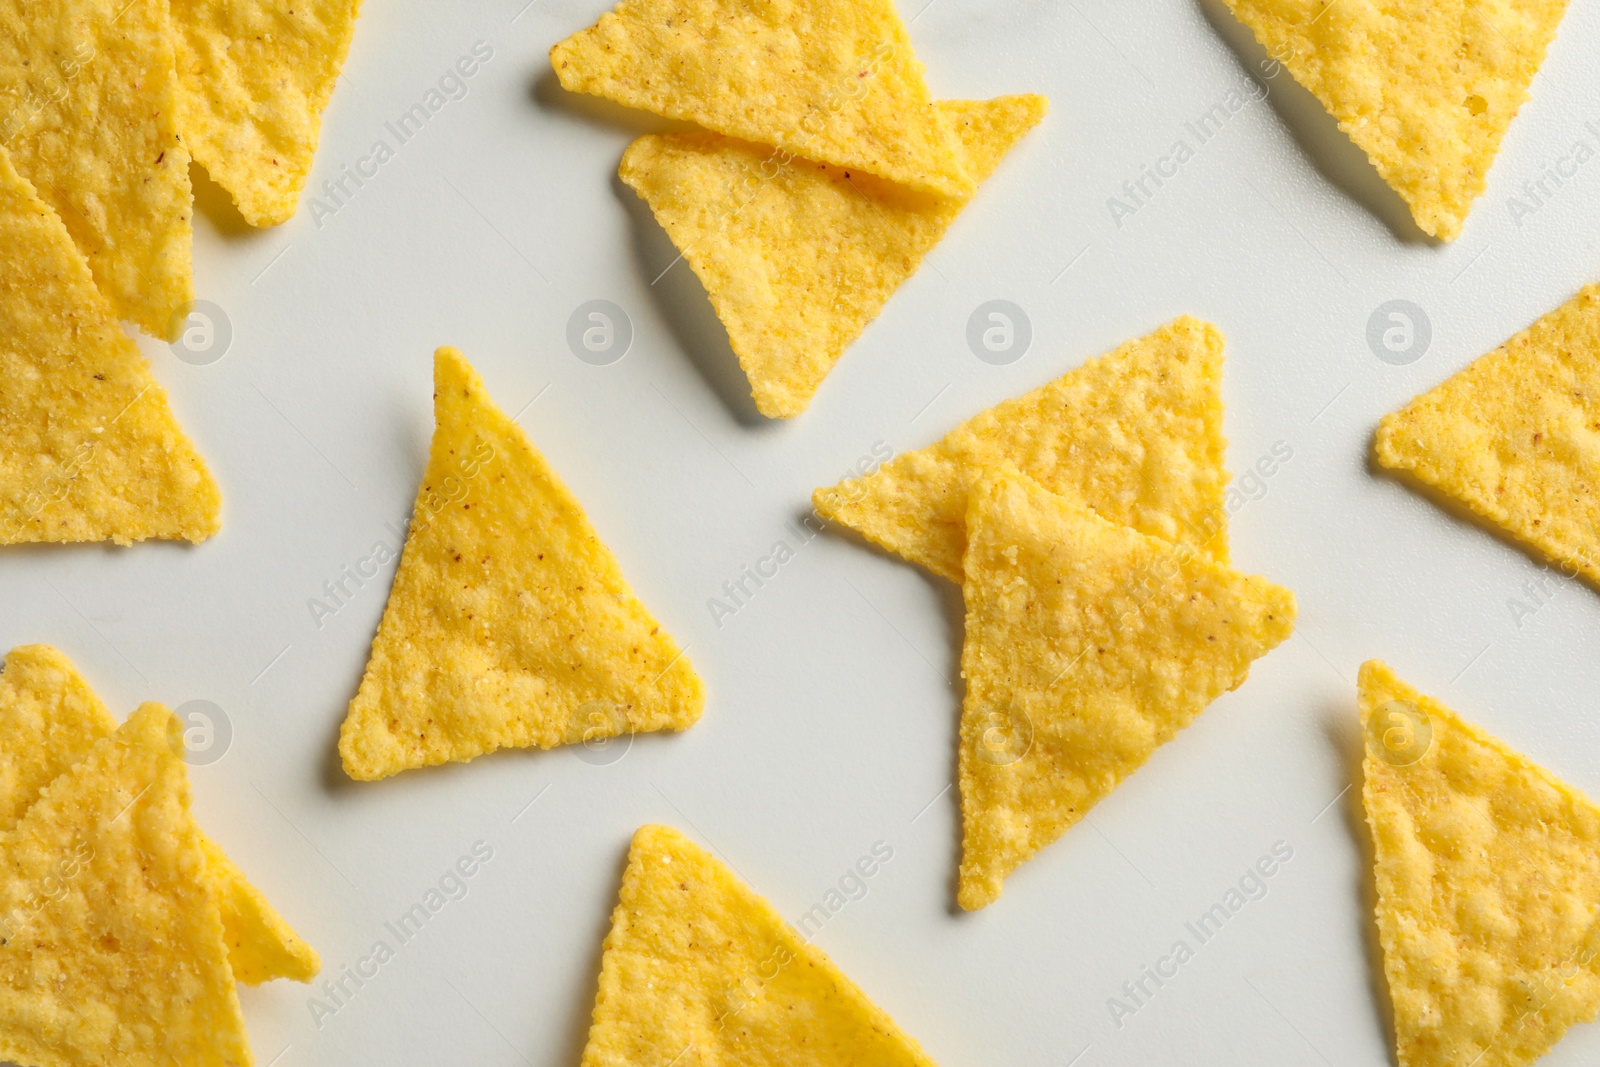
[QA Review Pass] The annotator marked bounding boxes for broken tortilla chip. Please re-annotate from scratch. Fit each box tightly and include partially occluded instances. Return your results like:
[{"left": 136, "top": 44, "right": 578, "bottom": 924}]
[
  {"left": 1360, "top": 659, "right": 1600, "bottom": 1067},
  {"left": 580, "top": 824, "right": 940, "bottom": 1067},
  {"left": 338, "top": 347, "right": 704, "bottom": 781},
  {"left": 1375, "top": 283, "right": 1600, "bottom": 587},
  {"left": 815, "top": 315, "right": 1229, "bottom": 581},
  {"left": 0, "top": 144, "right": 219, "bottom": 546},
  {"left": 0, "top": 0, "right": 193, "bottom": 336},
  {"left": 170, "top": 0, "right": 363, "bottom": 227},
  {"left": 958, "top": 470, "right": 1293, "bottom": 910},
  {"left": 552, "top": 0, "right": 973, "bottom": 197},
  {"left": 621, "top": 95, "right": 1046, "bottom": 418},
  {"left": 0, "top": 644, "right": 320, "bottom": 985},
  {"left": 1218, "top": 0, "right": 1571, "bottom": 240},
  {"left": 0, "top": 702, "right": 252, "bottom": 1067}
]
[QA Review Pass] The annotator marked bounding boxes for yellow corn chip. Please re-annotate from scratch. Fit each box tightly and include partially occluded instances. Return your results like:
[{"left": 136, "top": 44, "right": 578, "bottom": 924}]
[
  {"left": 1360, "top": 660, "right": 1600, "bottom": 1067},
  {"left": 815, "top": 315, "right": 1229, "bottom": 582},
  {"left": 339, "top": 347, "right": 705, "bottom": 780},
  {"left": 0, "top": 644, "right": 320, "bottom": 985},
  {"left": 1376, "top": 283, "right": 1600, "bottom": 586},
  {"left": 958, "top": 470, "right": 1294, "bottom": 910},
  {"left": 0, "top": 0, "right": 193, "bottom": 336},
  {"left": 171, "top": 0, "right": 362, "bottom": 227},
  {"left": 552, "top": 0, "right": 973, "bottom": 197},
  {"left": 621, "top": 95, "right": 1046, "bottom": 418},
  {"left": 581, "top": 824, "right": 940, "bottom": 1067},
  {"left": 0, "top": 702, "right": 252, "bottom": 1067},
  {"left": 1219, "top": 0, "right": 1570, "bottom": 240},
  {"left": 0, "top": 145, "right": 219, "bottom": 545}
]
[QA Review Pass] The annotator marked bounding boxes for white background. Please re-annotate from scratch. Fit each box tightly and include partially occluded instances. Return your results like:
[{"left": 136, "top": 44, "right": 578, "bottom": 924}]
[{"left": 6, "top": 0, "right": 1600, "bottom": 1063}]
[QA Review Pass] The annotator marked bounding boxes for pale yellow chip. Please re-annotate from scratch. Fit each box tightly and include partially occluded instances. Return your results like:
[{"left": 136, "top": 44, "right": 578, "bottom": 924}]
[
  {"left": 0, "top": 0, "right": 193, "bottom": 336},
  {"left": 1376, "top": 283, "right": 1600, "bottom": 586},
  {"left": 621, "top": 95, "right": 1046, "bottom": 418},
  {"left": 552, "top": 0, "right": 973, "bottom": 197},
  {"left": 0, "top": 145, "right": 219, "bottom": 546},
  {"left": 171, "top": 0, "right": 362, "bottom": 227},
  {"left": 580, "top": 824, "right": 940, "bottom": 1067},
  {"left": 958, "top": 470, "right": 1294, "bottom": 910},
  {"left": 339, "top": 347, "right": 705, "bottom": 780},
  {"left": 0, "top": 644, "right": 320, "bottom": 985},
  {"left": 1220, "top": 0, "right": 1570, "bottom": 240},
  {"left": 816, "top": 315, "right": 1229, "bottom": 582},
  {"left": 1359, "top": 660, "right": 1600, "bottom": 1067},
  {"left": 0, "top": 702, "right": 252, "bottom": 1066}
]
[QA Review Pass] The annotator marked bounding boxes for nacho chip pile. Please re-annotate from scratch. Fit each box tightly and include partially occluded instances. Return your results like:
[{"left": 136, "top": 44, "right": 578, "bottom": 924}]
[
  {"left": 552, "top": 0, "right": 1047, "bottom": 417},
  {"left": 815, "top": 317, "right": 1296, "bottom": 908}
]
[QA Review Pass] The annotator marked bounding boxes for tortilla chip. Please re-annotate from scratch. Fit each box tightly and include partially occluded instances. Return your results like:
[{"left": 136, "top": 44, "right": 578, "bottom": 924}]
[
  {"left": 621, "top": 95, "right": 1045, "bottom": 418},
  {"left": 0, "top": 644, "right": 320, "bottom": 985},
  {"left": 0, "top": 145, "right": 218, "bottom": 546},
  {"left": 958, "top": 470, "right": 1294, "bottom": 910},
  {"left": 815, "top": 315, "right": 1229, "bottom": 581},
  {"left": 1375, "top": 283, "right": 1600, "bottom": 586},
  {"left": 1360, "top": 659, "right": 1600, "bottom": 1067},
  {"left": 338, "top": 347, "right": 704, "bottom": 781},
  {"left": 552, "top": 0, "right": 972, "bottom": 197},
  {"left": 0, "top": 0, "right": 193, "bottom": 336},
  {"left": 580, "top": 824, "right": 940, "bottom": 1067},
  {"left": 171, "top": 0, "right": 362, "bottom": 227},
  {"left": 0, "top": 702, "right": 252, "bottom": 1066},
  {"left": 1219, "top": 0, "right": 1570, "bottom": 240}
]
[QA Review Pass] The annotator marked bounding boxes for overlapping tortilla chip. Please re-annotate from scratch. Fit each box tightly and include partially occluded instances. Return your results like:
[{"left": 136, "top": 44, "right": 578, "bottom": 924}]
[
  {"left": 552, "top": 0, "right": 972, "bottom": 197},
  {"left": 815, "top": 316, "right": 1229, "bottom": 580},
  {"left": 339, "top": 347, "right": 704, "bottom": 780},
  {"left": 1360, "top": 660, "right": 1600, "bottom": 1067},
  {"left": 580, "top": 824, "right": 940, "bottom": 1067},
  {"left": 621, "top": 95, "right": 1045, "bottom": 418},
  {"left": 0, "top": 0, "right": 193, "bottom": 336},
  {"left": 1219, "top": 0, "right": 1570, "bottom": 240},
  {"left": 0, "top": 702, "right": 252, "bottom": 1066},
  {"left": 1376, "top": 283, "right": 1600, "bottom": 586},
  {"left": 0, "top": 145, "right": 218, "bottom": 546},
  {"left": 957, "top": 470, "right": 1293, "bottom": 909},
  {"left": 171, "top": 0, "right": 362, "bottom": 226}
]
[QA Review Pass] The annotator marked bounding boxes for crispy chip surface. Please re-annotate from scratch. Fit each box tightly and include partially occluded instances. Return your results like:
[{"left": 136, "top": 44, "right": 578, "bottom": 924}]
[
  {"left": 171, "top": 0, "right": 362, "bottom": 226},
  {"left": 0, "top": 702, "right": 252, "bottom": 1067},
  {"left": 1360, "top": 660, "right": 1600, "bottom": 1067},
  {"left": 580, "top": 824, "right": 939, "bottom": 1067},
  {"left": 621, "top": 96, "right": 1045, "bottom": 418},
  {"left": 957, "top": 470, "right": 1293, "bottom": 910},
  {"left": 1220, "top": 0, "right": 1569, "bottom": 240},
  {"left": 0, "top": 146, "right": 219, "bottom": 546},
  {"left": 339, "top": 347, "right": 704, "bottom": 780},
  {"left": 552, "top": 0, "right": 972, "bottom": 196},
  {"left": 0, "top": 644, "right": 320, "bottom": 985},
  {"left": 1376, "top": 283, "right": 1600, "bottom": 586},
  {"left": 815, "top": 315, "right": 1229, "bottom": 581},
  {"left": 0, "top": 0, "right": 193, "bottom": 335}
]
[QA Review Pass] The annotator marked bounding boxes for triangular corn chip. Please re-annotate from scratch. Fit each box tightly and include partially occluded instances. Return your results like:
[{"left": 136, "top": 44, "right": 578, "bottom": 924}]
[
  {"left": 958, "top": 470, "right": 1294, "bottom": 909},
  {"left": 171, "top": 0, "right": 363, "bottom": 226},
  {"left": 580, "top": 824, "right": 940, "bottom": 1067},
  {"left": 1376, "top": 283, "right": 1600, "bottom": 586},
  {"left": 0, "top": 702, "right": 252, "bottom": 1066},
  {"left": 0, "top": 644, "right": 320, "bottom": 985},
  {"left": 621, "top": 95, "right": 1046, "bottom": 418},
  {"left": 815, "top": 315, "right": 1229, "bottom": 581},
  {"left": 0, "top": 0, "right": 193, "bottom": 335},
  {"left": 0, "top": 145, "right": 219, "bottom": 545},
  {"left": 1359, "top": 659, "right": 1600, "bottom": 1067},
  {"left": 552, "top": 0, "right": 972, "bottom": 197},
  {"left": 339, "top": 347, "right": 704, "bottom": 780},
  {"left": 1219, "top": 0, "right": 1570, "bottom": 240}
]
